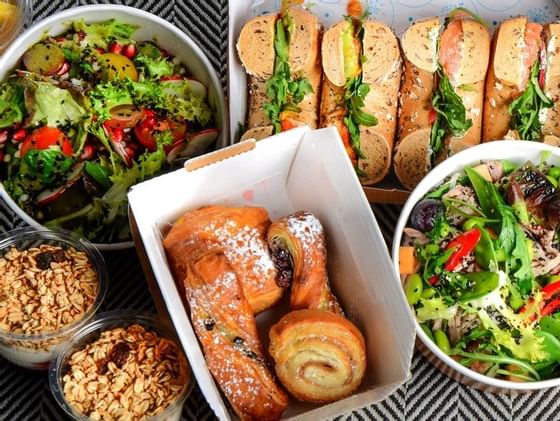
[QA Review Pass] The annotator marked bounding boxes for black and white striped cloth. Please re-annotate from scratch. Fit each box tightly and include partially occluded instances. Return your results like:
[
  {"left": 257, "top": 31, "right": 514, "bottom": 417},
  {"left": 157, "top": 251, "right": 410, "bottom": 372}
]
[{"left": 1, "top": 1, "right": 559, "bottom": 420}]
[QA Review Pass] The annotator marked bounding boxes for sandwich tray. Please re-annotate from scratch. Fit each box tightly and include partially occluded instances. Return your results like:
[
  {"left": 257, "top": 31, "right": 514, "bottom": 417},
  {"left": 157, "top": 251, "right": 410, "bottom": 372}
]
[
  {"left": 227, "top": 0, "right": 560, "bottom": 205},
  {"left": 128, "top": 126, "right": 416, "bottom": 420}
]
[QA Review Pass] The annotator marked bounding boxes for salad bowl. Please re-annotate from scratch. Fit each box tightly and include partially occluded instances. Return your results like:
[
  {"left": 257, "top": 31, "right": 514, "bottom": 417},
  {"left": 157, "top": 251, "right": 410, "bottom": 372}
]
[
  {"left": 0, "top": 5, "right": 227, "bottom": 250},
  {"left": 393, "top": 141, "right": 560, "bottom": 392}
]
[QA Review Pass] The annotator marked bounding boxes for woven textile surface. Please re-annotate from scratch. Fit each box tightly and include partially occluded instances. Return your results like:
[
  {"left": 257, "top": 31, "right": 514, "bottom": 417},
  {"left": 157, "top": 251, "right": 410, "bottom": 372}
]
[{"left": 0, "top": 1, "right": 557, "bottom": 420}]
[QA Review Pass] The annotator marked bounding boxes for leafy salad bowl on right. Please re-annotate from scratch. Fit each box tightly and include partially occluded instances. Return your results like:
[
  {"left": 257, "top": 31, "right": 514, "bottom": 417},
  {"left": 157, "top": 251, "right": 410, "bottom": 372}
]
[{"left": 393, "top": 141, "right": 560, "bottom": 392}]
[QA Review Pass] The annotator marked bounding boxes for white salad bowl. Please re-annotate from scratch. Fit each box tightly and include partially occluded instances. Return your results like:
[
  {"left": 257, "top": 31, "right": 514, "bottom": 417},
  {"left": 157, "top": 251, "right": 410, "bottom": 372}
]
[
  {"left": 392, "top": 140, "right": 560, "bottom": 392},
  {"left": 0, "top": 5, "right": 228, "bottom": 251}
]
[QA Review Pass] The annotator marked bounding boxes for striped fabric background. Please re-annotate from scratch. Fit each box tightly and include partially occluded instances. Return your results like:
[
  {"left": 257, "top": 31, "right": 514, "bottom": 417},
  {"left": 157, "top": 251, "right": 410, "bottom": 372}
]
[{"left": 1, "top": 1, "right": 559, "bottom": 420}]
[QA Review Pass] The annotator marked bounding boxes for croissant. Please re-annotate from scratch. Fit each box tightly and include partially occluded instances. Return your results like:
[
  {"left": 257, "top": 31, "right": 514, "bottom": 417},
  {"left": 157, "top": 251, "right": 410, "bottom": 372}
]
[
  {"left": 163, "top": 205, "right": 284, "bottom": 314},
  {"left": 267, "top": 211, "right": 342, "bottom": 314},
  {"left": 269, "top": 309, "right": 367, "bottom": 403},
  {"left": 184, "top": 250, "right": 288, "bottom": 421}
]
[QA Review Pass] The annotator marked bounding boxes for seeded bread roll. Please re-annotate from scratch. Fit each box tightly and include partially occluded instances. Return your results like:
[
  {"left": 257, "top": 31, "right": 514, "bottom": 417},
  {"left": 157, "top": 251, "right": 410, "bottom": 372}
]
[{"left": 237, "top": 6, "right": 322, "bottom": 140}]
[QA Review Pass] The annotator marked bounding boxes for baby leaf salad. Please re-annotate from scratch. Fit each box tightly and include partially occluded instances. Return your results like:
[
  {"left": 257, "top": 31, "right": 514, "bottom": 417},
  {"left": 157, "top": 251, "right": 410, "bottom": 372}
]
[
  {"left": 400, "top": 156, "right": 560, "bottom": 381},
  {"left": 0, "top": 19, "right": 218, "bottom": 243}
]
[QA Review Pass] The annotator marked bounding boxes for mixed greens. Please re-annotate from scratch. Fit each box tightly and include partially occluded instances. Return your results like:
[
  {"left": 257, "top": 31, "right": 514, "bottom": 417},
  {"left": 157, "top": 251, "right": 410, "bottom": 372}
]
[
  {"left": 264, "top": 13, "right": 312, "bottom": 133},
  {"left": 401, "top": 156, "right": 560, "bottom": 381},
  {"left": 0, "top": 19, "right": 218, "bottom": 243}
]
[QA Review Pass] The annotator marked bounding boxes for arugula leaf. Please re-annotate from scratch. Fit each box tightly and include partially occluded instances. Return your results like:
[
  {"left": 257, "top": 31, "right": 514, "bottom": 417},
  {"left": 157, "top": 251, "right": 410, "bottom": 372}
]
[
  {"left": 0, "top": 82, "right": 25, "bottom": 128},
  {"left": 28, "top": 81, "right": 86, "bottom": 127},
  {"left": 263, "top": 16, "right": 313, "bottom": 133},
  {"left": 508, "top": 61, "right": 553, "bottom": 140},
  {"left": 430, "top": 69, "right": 473, "bottom": 161},
  {"left": 134, "top": 54, "right": 174, "bottom": 79},
  {"left": 343, "top": 75, "right": 378, "bottom": 159},
  {"left": 72, "top": 19, "right": 137, "bottom": 49}
]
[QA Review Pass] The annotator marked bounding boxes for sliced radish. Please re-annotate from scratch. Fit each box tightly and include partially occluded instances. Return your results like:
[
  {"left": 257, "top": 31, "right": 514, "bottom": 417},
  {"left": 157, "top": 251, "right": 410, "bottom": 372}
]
[
  {"left": 56, "top": 61, "right": 70, "bottom": 76},
  {"left": 166, "top": 140, "right": 187, "bottom": 164},
  {"left": 36, "top": 163, "right": 84, "bottom": 206},
  {"left": 102, "top": 124, "right": 132, "bottom": 167},
  {"left": 186, "top": 78, "right": 207, "bottom": 97},
  {"left": 179, "top": 128, "right": 219, "bottom": 159},
  {"left": 162, "top": 78, "right": 207, "bottom": 98}
]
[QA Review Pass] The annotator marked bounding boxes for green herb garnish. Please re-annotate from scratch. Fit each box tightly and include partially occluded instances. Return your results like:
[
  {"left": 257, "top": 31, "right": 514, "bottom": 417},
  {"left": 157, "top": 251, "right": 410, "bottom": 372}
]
[
  {"left": 263, "top": 14, "right": 313, "bottom": 133},
  {"left": 430, "top": 68, "right": 473, "bottom": 162},
  {"left": 508, "top": 62, "right": 553, "bottom": 140}
]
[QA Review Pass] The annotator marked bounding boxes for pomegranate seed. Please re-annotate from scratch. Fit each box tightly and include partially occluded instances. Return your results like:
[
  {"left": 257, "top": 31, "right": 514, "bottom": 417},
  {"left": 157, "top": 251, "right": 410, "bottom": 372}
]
[
  {"left": 144, "top": 117, "right": 157, "bottom": 128},
  {"left": 56, "top": 61, "right": 70, "bottom": 76},
  {"left": 143, "top": 109, "right": 155, "bottom": 118},
  {"left": 12, "top": 128, "right": 27, "bottom": 142},
  {"left": 124, "top": 146, "right": 136, "bottom": 158},
  {"left": 80, "top": 143, "right": 95, "bottom": 160},
  {"left": 122, "top": 44, "right": 137, "bottom": 59},
  {"left": 95, "top": 47, "right": 106, "bottom": 54},
  {"left": 109, "top": 41, "right": 123, "bottom": 54},
  {"left": 0, "top": 151, "right": 4, "bottom": 161},
  {"left": 112, "top": 128, "right": 124, "bottom": 143},
  {"left": 0, "top": 131, "right": 7, "bottom": 145}
]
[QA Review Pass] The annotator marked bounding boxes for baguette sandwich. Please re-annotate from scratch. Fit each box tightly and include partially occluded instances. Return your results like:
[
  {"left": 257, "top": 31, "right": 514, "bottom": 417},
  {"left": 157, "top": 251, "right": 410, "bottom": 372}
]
[
  {"left": 237, "top": 6, "right": 322, "bottom": 141},
  {"left": 320, "top": 17, "right": 401, "bottom": 184},
  {"left": 483, "top": 17, "right": 560, "bottom": 144},
  {"left": 394, "top": 10, "right": 490, "bottom": 190}
]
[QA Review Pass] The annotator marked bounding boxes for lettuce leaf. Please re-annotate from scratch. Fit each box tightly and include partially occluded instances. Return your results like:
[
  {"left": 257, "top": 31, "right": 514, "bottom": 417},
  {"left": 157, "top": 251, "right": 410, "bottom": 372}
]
[
  {"left": 416, "top": 297, "right": 457, "bottom": 322},
  {"left": 88, "top": 81, "right": 133, "bottom": 122},
  {"left": 134, "top": 54, "right": 174, "bottom": 79},
  {"left": 0, "top": 82, "right": 25, "bottom": 128},
  {"left": 72, "top": 19, "right": 137, "bottom": 49},
  {"left": 29, "top": 82, "right": 86, "bottom": 127}
]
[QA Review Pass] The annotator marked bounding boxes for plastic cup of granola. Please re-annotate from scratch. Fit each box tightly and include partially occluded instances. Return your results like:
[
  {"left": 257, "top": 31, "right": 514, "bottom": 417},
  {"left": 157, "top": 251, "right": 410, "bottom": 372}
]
[
  {"left": 0, "top": 226, "right": 108, "bottom": 369},
  {"left": 49, "top": 311, "right": 192, "bottom": 421}
]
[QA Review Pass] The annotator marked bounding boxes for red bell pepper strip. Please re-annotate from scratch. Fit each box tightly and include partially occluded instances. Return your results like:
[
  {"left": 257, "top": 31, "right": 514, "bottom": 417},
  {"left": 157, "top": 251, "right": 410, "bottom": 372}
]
[
  {"left": 542, "top": 280, "right": 560, "bottom": 300},
  {"left": 541, "top": 297, "right": 560, "bottom": 316},
  {"left": 444, "top": 228, "right": 481, "bottom": 271}
]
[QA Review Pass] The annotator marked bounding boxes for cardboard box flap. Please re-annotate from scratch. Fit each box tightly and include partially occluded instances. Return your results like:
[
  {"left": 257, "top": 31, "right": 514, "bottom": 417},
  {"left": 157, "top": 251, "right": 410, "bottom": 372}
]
[{"left": 128, "top": 127, "right": 415, "bottom": 420}]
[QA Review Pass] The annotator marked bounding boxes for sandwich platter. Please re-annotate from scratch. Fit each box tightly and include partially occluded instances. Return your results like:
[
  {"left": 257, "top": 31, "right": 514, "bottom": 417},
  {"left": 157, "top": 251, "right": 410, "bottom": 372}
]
[{"left": 228, "top": 0, "right": 560, "bottom": 204}]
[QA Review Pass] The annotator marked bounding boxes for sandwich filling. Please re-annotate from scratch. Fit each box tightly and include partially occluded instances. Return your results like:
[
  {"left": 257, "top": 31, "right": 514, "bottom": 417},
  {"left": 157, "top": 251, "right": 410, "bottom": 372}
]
[
  {"left": 263, "top": 13, "right": 313, "bottom": 133},
  {"left": 508, "top": 23, "right": 553, "bottom": 141},
  {"left": 340, "top": 17, "right": 378, "bottom": 175},
  {"left": 430, "top": 12, "right": 474, "bottom": 163}
]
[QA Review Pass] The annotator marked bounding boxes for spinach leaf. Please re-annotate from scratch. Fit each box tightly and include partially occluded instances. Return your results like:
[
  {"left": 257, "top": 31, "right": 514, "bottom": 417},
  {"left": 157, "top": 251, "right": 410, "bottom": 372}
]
[
  {"left": 22, "top": 149, "right": 74, "bottom": 187},
  {"left": 508, "top": 62, "right": 553, "bottom": 140}
]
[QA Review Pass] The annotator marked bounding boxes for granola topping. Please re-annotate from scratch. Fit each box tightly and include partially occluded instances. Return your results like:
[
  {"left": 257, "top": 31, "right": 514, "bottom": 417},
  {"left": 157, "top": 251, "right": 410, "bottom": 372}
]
[
  {"left": 0, "top": 244, "right": 98, "bottom": 337},
  {"left": 62, "top": 324, "right": 189, "bottom": 420}
]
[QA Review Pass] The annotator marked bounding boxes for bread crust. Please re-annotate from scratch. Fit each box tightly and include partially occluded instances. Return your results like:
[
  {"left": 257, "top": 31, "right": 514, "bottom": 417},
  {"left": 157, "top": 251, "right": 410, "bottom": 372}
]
[
  {"left": 237, "top": 14, "right": 276, "bottom": 79},
  {"left": 542, "top": 23, "right": 560, "bottom": 138}
]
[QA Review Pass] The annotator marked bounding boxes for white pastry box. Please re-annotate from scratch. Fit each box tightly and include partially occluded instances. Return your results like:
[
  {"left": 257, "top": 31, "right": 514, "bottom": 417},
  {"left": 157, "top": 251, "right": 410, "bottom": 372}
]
[{"left": 128, "top": 127, "right": 415, "bottom": 420}]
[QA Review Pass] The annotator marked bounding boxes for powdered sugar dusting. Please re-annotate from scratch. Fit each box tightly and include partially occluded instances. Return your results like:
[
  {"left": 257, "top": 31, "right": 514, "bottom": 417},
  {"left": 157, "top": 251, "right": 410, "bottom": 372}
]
[
  {"left": 203, "top": 220, "right": 276, "bottom": 294},
  {"left": 286, "top": 211, "right": 326, "bottom": 264}
]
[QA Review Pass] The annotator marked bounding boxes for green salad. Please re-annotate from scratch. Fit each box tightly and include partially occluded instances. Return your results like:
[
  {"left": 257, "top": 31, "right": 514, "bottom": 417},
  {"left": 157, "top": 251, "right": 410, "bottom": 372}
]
[
  {"left": 0, "top": 19, "right": 218, "bottom": 243},
  {"left": 401, "top": 156, "right": 560, "bottom": 381}
]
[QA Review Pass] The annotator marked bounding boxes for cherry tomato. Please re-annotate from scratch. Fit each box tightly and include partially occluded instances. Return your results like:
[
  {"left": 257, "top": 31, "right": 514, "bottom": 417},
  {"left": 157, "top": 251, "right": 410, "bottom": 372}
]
[
  {"left": 133, "top": 111, "right": 186, "bottom": 152},
  {"left": 109, "top": 41, "right": 123, "bottom": 54},
  {"left": 280, "top": 118, "right": 298, "bottom": 132},
  {"left": 20, "top": 126, "right": 73, "bottom": 158},
  {"left": 429, "top": 109, "right": 437, "bottom": 125}
]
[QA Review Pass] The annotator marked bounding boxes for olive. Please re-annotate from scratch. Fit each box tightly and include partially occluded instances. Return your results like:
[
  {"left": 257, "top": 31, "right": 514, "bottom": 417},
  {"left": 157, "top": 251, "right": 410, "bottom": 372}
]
[{"left": 410, "top": 198, "right": 443, "bottom": 232}]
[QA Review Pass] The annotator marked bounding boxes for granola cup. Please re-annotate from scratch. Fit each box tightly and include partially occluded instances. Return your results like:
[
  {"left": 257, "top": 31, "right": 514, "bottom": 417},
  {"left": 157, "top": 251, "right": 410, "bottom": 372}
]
[
  {"left": 49, "top": 312, "right": 192, "bottom": 421},
  {"left": 0, "top": 227, "right": 107, "bottom": 370}
]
